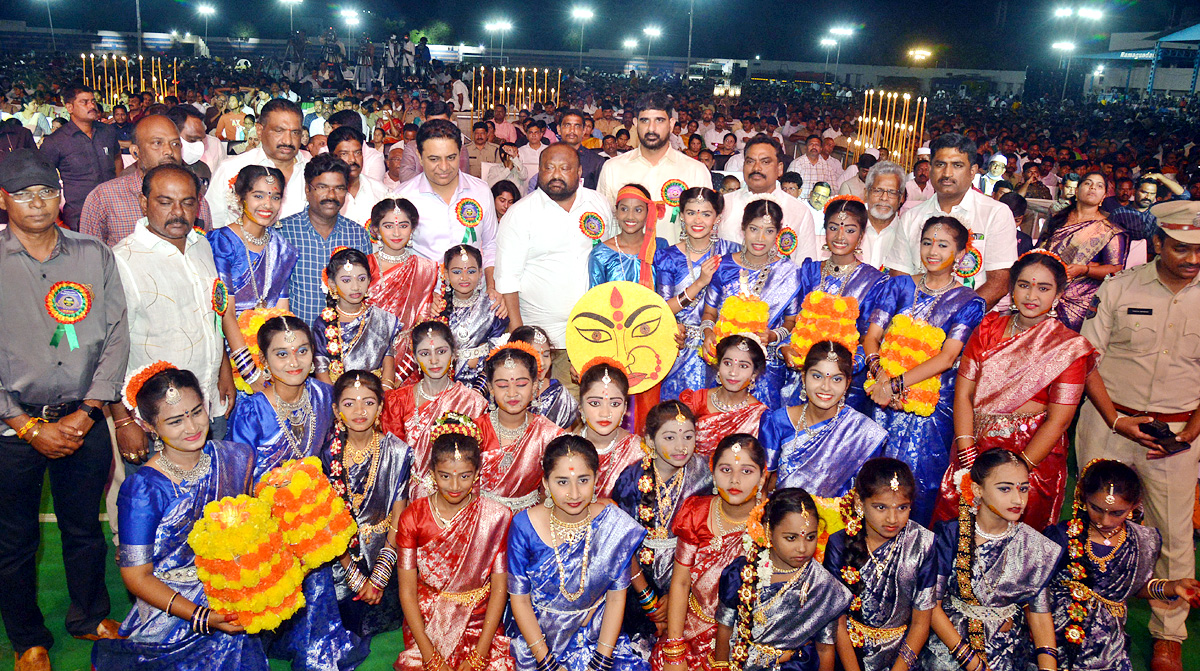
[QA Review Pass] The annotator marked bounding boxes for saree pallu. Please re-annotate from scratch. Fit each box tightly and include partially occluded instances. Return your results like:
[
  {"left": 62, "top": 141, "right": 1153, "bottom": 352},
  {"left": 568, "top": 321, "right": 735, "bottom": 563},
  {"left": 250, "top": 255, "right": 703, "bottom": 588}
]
[
  {"left": 1040, "top": 216, "right": 1128, "bottom": 331},
  {"left": 476, "top": 414, "right": 564, "bottom": 510},
  {"left": 871, "top": 279, "right": 986, "bottom": 527},
  {"left": 450, "top": 293, "right": 510, "bottom": 395},
  {"left": 679, "top": 388, "right": 766, "bottom": 460},
  {"left": 595, "top": 433, "right": 649, "bottom": 500},
  {"left": 715, "top": 556, "right": 853, "bottom": 671},
  {"left": 395, "top": 497, "right": 514, "bottom": 671},
  {"left": 93, "top": 442, "right": 267, "bottom": 671},
  {"left": 654, "top": 240, "right": 742, "bottom": 401},
  {"left": 648, "top": 496, "right": 744, "bottom": 671},
  {"left": 933, "top": 314, "right": 1098, "bottom": 530},
  {"left": 381, "top": 381, "right": 489, "bottom": 499},
  {"left": 312, "top": 306, "right": 403, "bottom": 377},
  {"left": 924, "top": 521, "right": 1062, "bottom": 671},
  {"left": 759, "top": 405, "right": 888, "bottom": 497},
  {"left": 1045, "top": 521, "right": 1160, "bottom": 671},
  {"left": 705, "top": 256, "right": 805, "bottom": 411},
  {"left": 210, "top": 226, "right": 298, "bottom": 313},
  {"left": 368, "top": 254, "right": 441, "bottom": 386},
  {"left": 331, "top": 433, "right": 413, "bottom": 638},
  {"left": 534, "top": 380, "right": 581, "bottom": 431},
  {"left": 226, "top": 378, "right": 335, "bottom": 481},
  {"left": 506, "top": 505, "right": 649, "bottom": 671},
  {"left": 820, "top": 521, "right": 937, "bottom": 671}
]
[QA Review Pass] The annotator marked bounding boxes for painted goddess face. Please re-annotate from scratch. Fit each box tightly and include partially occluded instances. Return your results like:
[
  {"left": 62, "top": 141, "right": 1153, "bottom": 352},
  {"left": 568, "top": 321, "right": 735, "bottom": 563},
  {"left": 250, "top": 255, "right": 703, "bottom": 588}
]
[{"left": 565, "top": 282, "right": 678, "bottom": 394}]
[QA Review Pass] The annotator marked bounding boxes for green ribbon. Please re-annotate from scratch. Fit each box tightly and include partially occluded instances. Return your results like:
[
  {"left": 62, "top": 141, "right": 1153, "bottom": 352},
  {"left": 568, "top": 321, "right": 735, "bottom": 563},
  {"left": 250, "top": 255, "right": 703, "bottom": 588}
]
[
  {"left": 49, "top": 324, "right": 80, "bottom": 350},
  {"left": 461, "top": 227, "right": 478, "bottom": 244}
]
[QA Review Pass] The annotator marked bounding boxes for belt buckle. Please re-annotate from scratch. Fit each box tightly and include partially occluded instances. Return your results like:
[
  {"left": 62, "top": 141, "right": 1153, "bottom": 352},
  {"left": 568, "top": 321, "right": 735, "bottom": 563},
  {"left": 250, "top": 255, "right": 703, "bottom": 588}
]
[{"left": 40, "top": 404, "right": 67, "bottom": 421}]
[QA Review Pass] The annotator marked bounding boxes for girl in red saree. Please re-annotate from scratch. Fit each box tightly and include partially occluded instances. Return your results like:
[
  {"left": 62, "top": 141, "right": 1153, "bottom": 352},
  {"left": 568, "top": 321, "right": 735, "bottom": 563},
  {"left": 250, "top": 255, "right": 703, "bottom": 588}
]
[
  {"left": 575, "top": 359, "right": 645, "bottom": 499},
  {"left": 934, "top": 251, "right": 1099, "bottom": 530},
  {"left": 654, "top": 434, "right": 769, "bottom": 671},
  {"left": 381, "top": 320, "right": 489, "bottom": 499},
  {"left": 679, "top": 334, "right": 768, "bottom": 460},
  {"left": 395, "top": 414, "right": 514, "bottom": 671},
  {"left": 475, "top": 342, "right": 565, "bottom": 511},
  {"left": 367, "top": 199, "right": 440, "bottom": 387}
]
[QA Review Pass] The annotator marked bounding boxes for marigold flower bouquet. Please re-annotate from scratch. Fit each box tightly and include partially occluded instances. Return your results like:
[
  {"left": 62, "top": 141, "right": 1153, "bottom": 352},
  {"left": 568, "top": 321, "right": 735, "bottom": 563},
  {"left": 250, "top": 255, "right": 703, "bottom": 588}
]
[
  {"left": 705, "top": 294, "right": 769, "bottom": 363},
  {"left": 787, "top": 291, "right": 860, "bottom": 366},
  {"left": 255, "top": 457, "right": 358, "bottom": 569},
  {"left": 863, "top": 314, "right": 946, "bottom": 416}
]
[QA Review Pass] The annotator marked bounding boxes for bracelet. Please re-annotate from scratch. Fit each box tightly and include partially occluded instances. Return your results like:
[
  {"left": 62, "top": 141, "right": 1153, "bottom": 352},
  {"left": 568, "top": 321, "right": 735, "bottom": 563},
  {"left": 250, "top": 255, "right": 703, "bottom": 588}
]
[
  {"left": 954, "top": 434, "right": 976, "bottom": 444},
  {"left": 630, "top": 570, "right": 643, "bottom": 582},
  {"left": 190, "top": 605, "right": 212, "bottom": 635},
  {"left": 771, "top": 326, "right": 790, "bottom": 345},
  {"left": 369, "top": 546, "right": 398, "bottom": 590},
  {"left": 661, "top": 637, "right": 687, "bottom": 662},
  {"left": 27, "top": 424, "right": 42, "bottom": 442},
  {"left": 114, "top": 417, "right": 137, "bottom": 428},
  {"left": 536, "top": 652, "right": 560, "bottom": 671},
  {"left": 527, "top": 634, "right": 546, "bottom": 652},
  {"left": 1147, "top": 579, "right": 1177, "bottom": 601},
  {"left": 699, "top": 319, "right": 715, "bottom": 334},
  {"left": 1110, "top": 413, "right": 1124, "bottom": 434},
  {"left": 1019, "top": 451, "right": 1038, "bottom": 469},
  {"left": 706, "top": 654, "right": 731, "bottom": 670},
  {"left": 346, "top": 563, "right": 368, "bottom": 592},
  {"left": 15, "top": 417, "right": 39, "bottom": 439},
  {"left": 465, "top": 649, "right": 488, "bottom": 671},
  {"left": 423, "top": 651, "right": 446, "bottom": 671},
  {"left": 165, "top": 591, "right": 181, "bottom": 617},
  {"left": 677, "top": 289, "right": 695, "bottom": 309},
  {"left": 595, "top": 640, "right": 614, "bottom": 653},
  {"left": 898, "top": 642, "right": 919, "bottom": 668},
  {"left": 1035, "top": 647, "right": 1060, "bottom": 663},
  {"left": 586, "top": 652, "right": 614, "bottom": 671}
]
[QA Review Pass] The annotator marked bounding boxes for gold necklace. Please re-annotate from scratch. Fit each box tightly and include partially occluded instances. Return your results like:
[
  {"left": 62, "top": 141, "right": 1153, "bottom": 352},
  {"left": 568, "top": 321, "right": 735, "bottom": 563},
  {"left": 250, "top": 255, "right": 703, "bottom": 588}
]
[
  {"left": 710, "top": 497, "right": 748, "bottom": 550},
  {"left": 1085, "top": 524, "right": 1127, "bottom": 573},
  {"left": 343, "top": 432, "right": 382, "bottom": 510},
  {"left": 755, "top": 560, "right": 813, "bottom": 624},
  {"left": 549, "top": 509, "right": 593, "bottom": 601},
  {"left": 430, "top": 492, "right": 472, "bottom": 528}
]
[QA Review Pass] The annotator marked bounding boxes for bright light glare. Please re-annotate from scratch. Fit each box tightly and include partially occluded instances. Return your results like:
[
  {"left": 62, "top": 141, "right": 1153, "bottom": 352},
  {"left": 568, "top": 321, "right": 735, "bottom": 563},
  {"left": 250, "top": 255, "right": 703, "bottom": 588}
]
[
  {"left": 909, "top": 48, "right": 931, "bottom": 59},
  {"left": 572, "top": 7, "right": 594, "bottom": 20},
  {"left": 830, "top": 27, "right": 853, "bottom": 37},
  {"left": 643, "top": 26, "right": 661, "bottom": 38},
  {"left": 820, "top": 38, "right": 837, "bottom": 47},
  {"left": 1078, "top": 8, "right": 1102, "bottom": 20},
  {"left": 1052, "top": 41, "right": 1075, "bottom": 50},
  {"left": 197, "top": 4, "right": 215, "bottom": 16},
  {"left": 496, "top": 20, "right": 512, "bottom": 30},
  {"left": 1055, "top": 8, "right": 1072, "bottom": 17}
]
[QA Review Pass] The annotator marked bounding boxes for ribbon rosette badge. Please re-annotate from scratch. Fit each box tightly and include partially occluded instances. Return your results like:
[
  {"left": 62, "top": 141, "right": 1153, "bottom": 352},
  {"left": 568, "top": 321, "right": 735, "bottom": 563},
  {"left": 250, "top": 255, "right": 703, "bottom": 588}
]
[
  {"left": 776, "top": 228, "right": 798, "bottom": 256},
  {"left": 955, "top": 246, "right": 983, "bottom": 279},
  {"left": 212, "top": 279, "right": 229, "bottom": 316},
  {"left": 661, "top": 179, "right": 687, "bottom": 208},
  {"left": 455, "top": 197, "right": 484, "bottom": 244},
  {"left": 579, "top": 212, "right": 605, "bottom": 240},
  {"left": 45, "top": 281, "right": 93, "bottom": 350}
]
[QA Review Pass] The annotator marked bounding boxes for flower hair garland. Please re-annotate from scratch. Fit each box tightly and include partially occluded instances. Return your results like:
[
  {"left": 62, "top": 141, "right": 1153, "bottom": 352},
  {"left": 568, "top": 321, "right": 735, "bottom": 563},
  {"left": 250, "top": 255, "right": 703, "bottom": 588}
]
[
  {"left": 580, "top": 356, "right": 626, "bottom": 379},
  {"left": 430, "top": 412, "right": 482, "bottom": 442},
  {"left": 486, "top": 340, "right": 543, "bottom": 378},
  {"left": 823, "top": 194, "right": 865, "bottom": 213},
  {"left": 122, "top": 361, "right": 178, "bottom": 419}
]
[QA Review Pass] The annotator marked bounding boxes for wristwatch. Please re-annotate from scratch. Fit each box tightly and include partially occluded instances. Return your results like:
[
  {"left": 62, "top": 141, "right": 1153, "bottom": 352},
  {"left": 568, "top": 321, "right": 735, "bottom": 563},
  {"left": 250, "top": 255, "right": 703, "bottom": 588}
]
[{"left": 83, "top": 403, "right": 105, "bottom": 424}]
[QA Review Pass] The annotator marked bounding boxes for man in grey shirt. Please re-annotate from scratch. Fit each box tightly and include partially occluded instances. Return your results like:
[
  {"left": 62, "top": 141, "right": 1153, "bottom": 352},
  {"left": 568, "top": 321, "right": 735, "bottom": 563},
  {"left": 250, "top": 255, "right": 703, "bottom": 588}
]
[{"left": 0, "top": 149, "right": 129, "bottom": 666}]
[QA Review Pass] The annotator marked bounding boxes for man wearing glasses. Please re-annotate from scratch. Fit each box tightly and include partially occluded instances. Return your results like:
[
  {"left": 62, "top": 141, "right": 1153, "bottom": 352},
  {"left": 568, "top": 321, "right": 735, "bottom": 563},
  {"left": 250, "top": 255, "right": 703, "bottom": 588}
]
[{"left": 861, "top": 161, "right": 907, "bottom": 268}]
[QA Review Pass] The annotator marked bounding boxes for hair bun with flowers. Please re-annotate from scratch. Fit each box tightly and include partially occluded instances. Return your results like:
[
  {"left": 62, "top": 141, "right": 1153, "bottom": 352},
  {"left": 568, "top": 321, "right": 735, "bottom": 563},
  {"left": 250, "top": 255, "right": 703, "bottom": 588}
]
[
  {"left": 430, "top": 411, "right": 482, "bottom": 442},
  {"left": 122, "top": 361, "right": 178, "bottom": 418},
  {"left": 823, "top": 194, "right": 865, "bottom": 213},
  {"left": 487, "top": 340, "right": 544, "bottom": 378},
  {"left": 580, "top": 356, "right": 626, "bottom": 378},
  {"left": 953, "top": 469, "right": 976, "bottom": 509}
]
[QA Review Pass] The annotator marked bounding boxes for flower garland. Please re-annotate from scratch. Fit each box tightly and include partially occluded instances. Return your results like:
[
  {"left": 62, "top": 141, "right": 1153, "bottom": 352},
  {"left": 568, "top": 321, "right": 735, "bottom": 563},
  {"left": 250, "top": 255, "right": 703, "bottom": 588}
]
[
  {"left": 1062, "top": 459, "right": 1103, "bottom": 654},
  {"left": 487, "top": 340, "right": 544, "bottom": 378},
  {"left": 122, "top": 360, "right": 177, "bottom": 418},
  {"left": 706, "top": 295, "right": 769, "bottom": 364},
  {"left": 255, "top": 457, "right": 358, "bottom": 569},
  {"left": 731, "top": 496, "right": 771, "bottom": 669},
  {"left": 233, "top": 306, "right": 293, "bottom": 392},
  {"left": 787, "top": 291, "right": 860, "bottom": 366},
  {"left": 863, "top": 315, "right": 946, "bottom": 416},
  {"left": 188, "top": 494, "right": 306, "bottom": 633},
  {"left": 320, "top": 306, "right": 346, "bottom": 380},
  {"left": 953, "top": 477, "right": 986, "bottom": 653},
  {"left": 836, "top": 492, "right": 867, "bottom": 638}
]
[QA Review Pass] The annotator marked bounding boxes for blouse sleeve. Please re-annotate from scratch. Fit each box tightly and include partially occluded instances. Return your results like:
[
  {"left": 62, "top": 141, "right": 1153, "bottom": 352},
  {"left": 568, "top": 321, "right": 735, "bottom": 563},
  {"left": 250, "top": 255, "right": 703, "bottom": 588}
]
[
  {"left": 226, "top": 394, "right": 266, "bottom": 448},
  {"left": 610, "top": 463, "right": 644, "bottom": 519},
  {"left": 1098, "top": 228, "right": 1129, "bottom": 267},
  {"left": 115, "top": 472, "right": 171, "bottom": 567},
  {"left": 506, "top": 512, "right": 534, "bottom": 595},
  {"left": 704, "top": 266, "right": 729, "bottom": 311},
  {"left": 945, "top": 294, "right": 987, "bottom": 344},
  {"left": 655, "top": 248, "right": 684, "bottom": 301},
  {"left": 821, "top": 530, "right": 847, "bottom": 577},
  {"left": 311, "top": 316, "right": 331, "bottom": 373},
  {"left": 491, "top": 516, "right": 511, "bottom": 575},
  {"left": 913, "top": 535, "right": 939, "bottom": 612},
  {"left": 758, "top": 409, "right": 788, "bottom": 473},
  {"left": 588, "top": 246, "right": 608, "bottom": 289},
  {"left": 671, "top": 497, "right": 710, "bottom": 568},
  {"left": 931, "top": 521, "right": 957, "bottom": 601},
  {"left": 870, "top": 276, "right": 914, "bottom": 329},
  {"left": 606, "top": 514, "right": 646, "bottom": 591},
  {"left": 1046, "top": 355, "right": 1089, "bottom": 406},
  {"left": 395, "top": 503, "right": 422, "bottom": 570},
  {"left": 957, "top": 327, "right": 988, "bottom": 382}
]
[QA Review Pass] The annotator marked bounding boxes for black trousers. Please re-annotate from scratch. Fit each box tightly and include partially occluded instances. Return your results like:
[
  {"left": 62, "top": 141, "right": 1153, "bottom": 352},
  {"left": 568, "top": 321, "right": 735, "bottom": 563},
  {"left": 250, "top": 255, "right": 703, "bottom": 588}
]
[{"left": 0, "top": 420, "right": 112, "bottom": 653}]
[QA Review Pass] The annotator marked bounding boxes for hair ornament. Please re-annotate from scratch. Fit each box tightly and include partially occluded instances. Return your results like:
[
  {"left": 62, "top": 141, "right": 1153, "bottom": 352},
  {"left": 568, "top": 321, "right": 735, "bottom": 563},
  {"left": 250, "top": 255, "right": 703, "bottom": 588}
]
[
  {"left": 121, "top": 361, "right": 179, "bottom": 417},
  {"left": 352, "top": 377, "right": 363, "bottom": 389},
  {"left": 823, "top": 193, "right": 865, "bottom": 213},
  {"left": 1105, "top": 483, "right": 1116, "bottom": 506},
  {"left": 889, "top": 473, "right": 900, "bottom": 492},
  {"left": 532, "top": 330, "right": 548, "bottom": 345},
  {"left": 674, "top": 405, "right": 688, "bottom": 425},
  {"left": 1018, "top": 248, "right": 1064, "bottom": 264},
  {"left": 580, "top": 356, "right": 626, "bottom": 381},
  {"left": 458, "top": 246, "right": 470, "bottom": 265},
  {"left": 263, "top": 174, "right": 277, "bottom": 185},
  {"left": 486, "top": 340, "right": 543, "bottom": 378},
  {"left": 164, "top": 383, "right": 183, "bottom": 406},
  {"left": 826, "top": 348, "right": 839, "bottom": 363},
  {"left": 283, "top": 320, "right": 297, "bottom": 344},
  {"left": 746, "top": 496, "right": 770, "bottom": 546},
  {"left": 429, "top": 411, "right": 481, "bottom": 442}
]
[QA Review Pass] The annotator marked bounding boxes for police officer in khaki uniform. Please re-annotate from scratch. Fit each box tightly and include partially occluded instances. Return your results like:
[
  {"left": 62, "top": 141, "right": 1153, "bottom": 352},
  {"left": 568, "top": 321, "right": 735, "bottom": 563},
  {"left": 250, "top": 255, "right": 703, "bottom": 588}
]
[{"left": 1077, "top": 200, "right": 1200, "bottom": 671}]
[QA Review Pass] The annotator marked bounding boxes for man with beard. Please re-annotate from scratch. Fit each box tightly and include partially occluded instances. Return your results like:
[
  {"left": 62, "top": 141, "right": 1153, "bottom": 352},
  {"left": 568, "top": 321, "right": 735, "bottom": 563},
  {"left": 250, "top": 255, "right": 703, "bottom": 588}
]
[
  {"left": 718, "top": 136, "right": 816, "bottom": 261},
  {"left": 495, "top": 143, "right": 612, "bottom": 386},
  {"left": 81, "top": 114, "right": 213, "bottom": 246},
  {"left": 111, "top": 164, "right": 234, "bottom": 455},
  {"left": 787, "top": 134, "right": 842, "bottom": 199},
  {"left": 206, "top": 99, "right": 308, "bottom": 228},
  {"left": 1109, "top": 173, "right": 1191, "bottom": 267},
  {"left": 860, "top": 161, "right": 907, "bottom": 268},
  {"left": 276, "top": 153, "right": 372, "bottom": 324},
  {"left": 901, "top": 157, "right": 934, "bottom": 213},
  {"left": 597, "top": 91, "right": 711, "bottom": 241},
  {"left": 884, "top": 133, "right": 1018, "bottom": 308},
  {"left": 328, "top": 125, "right": 389, "bottom": 227}
]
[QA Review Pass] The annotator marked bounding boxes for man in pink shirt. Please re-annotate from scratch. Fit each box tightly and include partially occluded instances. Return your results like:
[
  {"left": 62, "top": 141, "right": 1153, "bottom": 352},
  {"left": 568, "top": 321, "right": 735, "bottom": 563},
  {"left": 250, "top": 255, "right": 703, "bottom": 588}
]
[{"left": 492, "top": 104, "right": 517, "bottom": 144}]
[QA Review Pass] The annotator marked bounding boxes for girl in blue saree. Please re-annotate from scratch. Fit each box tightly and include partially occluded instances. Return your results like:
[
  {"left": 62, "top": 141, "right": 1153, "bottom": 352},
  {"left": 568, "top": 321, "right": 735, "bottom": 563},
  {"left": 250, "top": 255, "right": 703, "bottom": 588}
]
[
  {"left": 589, "top": 183, "right": 669, "bottom": 289},
  {"left": 782, "top": 197, "right": 894, "bottom": 411},
  {"left": 713, "top": 488, "right": 852, "bottom": 671},
  {"left": 212, "top": 164, "right": 299, "bottom": 392},
  {"left": 701, "top": 199, "right": 804, "bottom": 410},
  {"left": 226, "top": 316, "right": 367, "bottom": 671},
  {"left": 1046, "top": 459, "right": 1200, "bottom": 671},
  {"left": 864, "top": 216, "right": 985, "bottom": 526},
  {"left": 507, "top": 435, "right": 649, "bottom": 671},
  {"left": 439, "top": 244, "right": 509, "bottom": 395},
  {"left": 823, "top": 458, "right": 936, "bottom": 671},
  {"left": 654, "top": 187, "right": 740, "bottom": 400},
  {"left": 93, "top": 366, "right": 268, "bottom": 671},
  {"left": 313, "top": 248, "right": 402, "bottom": 388},
  {"left": 509, "top": 325, "right": 580, "bottom": 430},
  {"left": 760, "top": 341, "right": 887, "bottom": 497}
]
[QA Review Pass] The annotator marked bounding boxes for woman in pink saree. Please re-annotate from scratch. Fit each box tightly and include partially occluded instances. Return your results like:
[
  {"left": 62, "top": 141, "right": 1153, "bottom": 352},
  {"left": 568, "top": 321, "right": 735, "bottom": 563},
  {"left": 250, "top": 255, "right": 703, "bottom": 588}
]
[
  {"left": 381, "top": 321, "right": 488, "bottom": 499},
  {"left": 678, "top": 335, "right": 768, "bottom": 460},
  {"left": 395, "top": 417, "right": 514, "bottom": 671},
  {"left": 1036, "top": 171, "right": 1128, "bottom": 331},
  {"left": 367, "top": 199, "right": 441, "bottom": 386},
  {"left": 935, "top": 251, "right": 1099, "bottom": 530}
]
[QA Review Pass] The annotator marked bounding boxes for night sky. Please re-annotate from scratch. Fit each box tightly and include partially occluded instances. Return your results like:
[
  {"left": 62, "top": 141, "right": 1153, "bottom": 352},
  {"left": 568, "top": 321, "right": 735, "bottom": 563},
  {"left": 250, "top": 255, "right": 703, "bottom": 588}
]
[{"left": 1, "top": 0, "right": 1193, "bottom": 69}]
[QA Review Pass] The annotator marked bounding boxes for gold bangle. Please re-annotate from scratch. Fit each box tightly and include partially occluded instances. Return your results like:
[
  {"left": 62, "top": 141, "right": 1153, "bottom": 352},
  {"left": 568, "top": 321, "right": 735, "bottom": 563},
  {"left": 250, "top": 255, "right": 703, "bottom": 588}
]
[
  {"left": 465, "top": 649, "right": 488, "bottom": 671},
  {"left": 27, "top": 424, "right": 42, "bottom": 442},
  {"left": 1019, "top": 451, "right": 1037, "bottom": 469}
]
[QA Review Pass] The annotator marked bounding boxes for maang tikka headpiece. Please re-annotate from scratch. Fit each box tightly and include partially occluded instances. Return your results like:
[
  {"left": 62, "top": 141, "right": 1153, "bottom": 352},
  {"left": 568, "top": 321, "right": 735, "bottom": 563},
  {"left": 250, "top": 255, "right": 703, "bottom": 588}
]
[
  {"left": 283, "top": 320, "right": 297, "bottom": 343},
  {"left": 164, "top": 383, "right": 182, "bottom": 405},
  {"left": 1105, "top": 484, "right": 1116, "bottom": 506},
  {"left": 889, "top": 473, "right": 900, "bottom": 492}
]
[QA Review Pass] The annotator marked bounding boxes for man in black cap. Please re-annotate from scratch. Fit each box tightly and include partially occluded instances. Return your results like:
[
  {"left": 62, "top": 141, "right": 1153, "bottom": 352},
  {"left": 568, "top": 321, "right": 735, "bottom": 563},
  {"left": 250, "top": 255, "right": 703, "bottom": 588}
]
[{"left": 0, "top": 149, "right": 129, "bottom": 670}]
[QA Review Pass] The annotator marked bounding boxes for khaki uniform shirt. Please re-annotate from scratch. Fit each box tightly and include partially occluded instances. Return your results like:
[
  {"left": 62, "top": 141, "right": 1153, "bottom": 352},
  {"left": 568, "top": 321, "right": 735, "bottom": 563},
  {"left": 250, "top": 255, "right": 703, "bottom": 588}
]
[
  {"left": 1081, "top": 261, "right": 1200, "bottom": 414},
  {"left": 465, "top": 141, "right": 501, "bottom": 179}
]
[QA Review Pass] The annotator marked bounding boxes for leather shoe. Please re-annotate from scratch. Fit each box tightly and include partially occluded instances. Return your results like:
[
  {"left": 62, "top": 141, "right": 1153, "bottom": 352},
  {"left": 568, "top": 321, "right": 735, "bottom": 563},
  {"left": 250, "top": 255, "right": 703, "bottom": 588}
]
[
  {"left": 14, "top": 646, "right": 51, "bottom": 671},
  {"left": 1151, "top": 639, "right": 1183, "bottom": 671},
  {"left": 73, "top": 618, "right": 125, "bottom": 641}
]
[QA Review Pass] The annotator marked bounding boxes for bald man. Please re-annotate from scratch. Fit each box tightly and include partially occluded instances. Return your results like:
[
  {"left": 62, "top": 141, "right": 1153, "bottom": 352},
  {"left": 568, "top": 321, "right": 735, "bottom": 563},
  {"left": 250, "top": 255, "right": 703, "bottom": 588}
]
[{"left": 81, "top": 114, "right": 213, "bottom": 246}]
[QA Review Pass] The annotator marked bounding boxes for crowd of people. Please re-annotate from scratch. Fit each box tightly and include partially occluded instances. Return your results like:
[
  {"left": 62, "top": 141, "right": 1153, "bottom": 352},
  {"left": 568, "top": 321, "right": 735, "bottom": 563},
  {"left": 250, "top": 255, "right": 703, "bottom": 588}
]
[{"left": 1, "top": 48, "right": 1200, "bottom": 671}]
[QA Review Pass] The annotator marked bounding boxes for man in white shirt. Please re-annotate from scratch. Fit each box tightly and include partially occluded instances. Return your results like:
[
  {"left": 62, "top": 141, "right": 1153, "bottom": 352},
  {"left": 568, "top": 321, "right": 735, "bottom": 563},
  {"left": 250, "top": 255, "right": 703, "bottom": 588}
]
[
  {"left": 838, "top": 154, "right": 876, "bottom": 199},
  {"left": 393, "top": 119, "right": 503, "bottom": 303},
  {"left": 517, "top": 120, "right": 547, "bottom": 181},
  {"left": 901, "top": 157, "right": 934, "bottom": 213},
  {"left": 328, "top": 125, "right": 389, "bottom": 226},
  {"left": 382, "top": 142, "right": 405, "bottom": 191},
  {"left": 496, "top": 143, "right": 612, "bottom": 353},
  {"left": 596, "top": 92, "right": 711, "bottom": 242},
  {"left": 449, "top": 74, "right": 472, "bottom": 112},
  {"left": 327, "top": 109, "right": 385, "bottom": 183},
  {"left": 860, "top": 161, "right": 907, "bottom": 269},
  {"left": 206, "top": 99, "right": 308, "bottom": 228},
  {"left": 884, "top": 133, "right": 1018, "bottom": 308},
  {"left": 719, "top": 136, "right": 816, "bottom": 261},
  {"left": 112, "top": 164, "right": 232, "bottom": 439},
  {"left": 788, "top": 135, "right": 842, "bottom": 199},
  {"left": 703, "top": 114, "right": 730, "bottom": 151}
]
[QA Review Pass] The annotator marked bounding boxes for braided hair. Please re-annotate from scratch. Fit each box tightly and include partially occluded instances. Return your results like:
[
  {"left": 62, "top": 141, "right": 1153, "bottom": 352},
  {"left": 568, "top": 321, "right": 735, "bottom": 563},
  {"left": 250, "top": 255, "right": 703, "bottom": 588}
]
[{"left": 633, "top": 401, "right": 697, "bottom": 592}]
